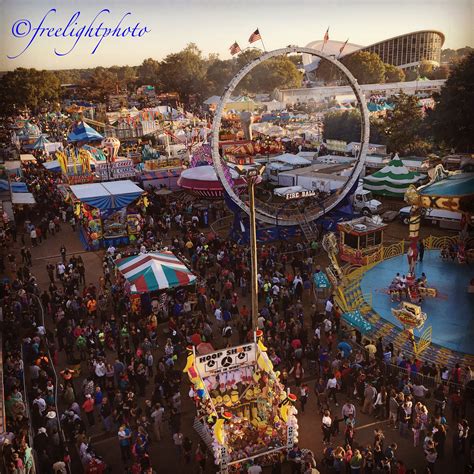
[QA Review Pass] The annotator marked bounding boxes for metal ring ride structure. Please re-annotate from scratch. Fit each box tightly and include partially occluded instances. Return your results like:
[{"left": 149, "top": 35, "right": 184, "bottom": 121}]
[{"left": 211, "top": 46, "right": 370, "bottom": 226}]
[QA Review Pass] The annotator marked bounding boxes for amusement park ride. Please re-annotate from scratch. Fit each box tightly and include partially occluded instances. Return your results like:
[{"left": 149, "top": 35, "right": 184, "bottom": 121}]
[{"left": 191, "top": 45, "right": 369, "bottom": 473}]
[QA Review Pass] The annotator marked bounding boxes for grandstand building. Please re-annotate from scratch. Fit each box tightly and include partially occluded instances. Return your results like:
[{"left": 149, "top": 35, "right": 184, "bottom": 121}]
[{"left": 304, "top": 30, "right": 445, "bottom": 71}]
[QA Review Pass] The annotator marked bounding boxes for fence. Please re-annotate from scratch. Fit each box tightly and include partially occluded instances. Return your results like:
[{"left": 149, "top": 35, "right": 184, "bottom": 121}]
[{"left": 349, "top": 339, "right": 468, "bottom": 394}]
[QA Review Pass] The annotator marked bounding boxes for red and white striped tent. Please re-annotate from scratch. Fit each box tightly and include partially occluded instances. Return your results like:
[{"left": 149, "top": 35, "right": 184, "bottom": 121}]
[{"left": 115, "top": 251, "right": 197, "bottom": 293}]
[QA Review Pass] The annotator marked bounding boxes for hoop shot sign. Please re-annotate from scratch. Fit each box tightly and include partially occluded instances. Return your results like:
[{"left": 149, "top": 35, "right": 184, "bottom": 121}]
[{"left": 195, "top": 343, "right": 256, "bottom": 377}]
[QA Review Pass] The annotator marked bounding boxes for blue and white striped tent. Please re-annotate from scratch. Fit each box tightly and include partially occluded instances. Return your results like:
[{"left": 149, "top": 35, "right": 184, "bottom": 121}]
[{"left": 69, "top": 180, "right": 144, "bottom": 211}]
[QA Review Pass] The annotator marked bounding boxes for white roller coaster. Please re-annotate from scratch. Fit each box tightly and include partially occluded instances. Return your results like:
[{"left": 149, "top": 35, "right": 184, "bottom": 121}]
[{"left": 211, "top": 46, "right": 370, "bottom": 226}]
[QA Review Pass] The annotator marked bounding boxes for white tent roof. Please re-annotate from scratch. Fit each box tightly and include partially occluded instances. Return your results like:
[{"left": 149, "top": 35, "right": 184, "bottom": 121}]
[
  {"left": 274, "top": 153, "right": 312, "bottom": 165},
  {"left": 11, "top": 192, "right": 36, "bottom": 205},
  {"left": 204, "top": 95, "right": 221, "bottom": 105},
  {"left": 20, "top": 154, "right": 36, "bottom": 163}
]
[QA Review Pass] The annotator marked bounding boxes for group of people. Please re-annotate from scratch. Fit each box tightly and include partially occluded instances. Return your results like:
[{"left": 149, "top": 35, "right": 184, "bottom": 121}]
[{"left": 1, "top": 152, "right": 473, "bottom": 474}]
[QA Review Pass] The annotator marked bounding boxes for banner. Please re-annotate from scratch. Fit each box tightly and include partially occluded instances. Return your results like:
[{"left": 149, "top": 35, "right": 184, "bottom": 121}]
[{"left": 195, "top": 343, "right": 256, "bottom": 377}]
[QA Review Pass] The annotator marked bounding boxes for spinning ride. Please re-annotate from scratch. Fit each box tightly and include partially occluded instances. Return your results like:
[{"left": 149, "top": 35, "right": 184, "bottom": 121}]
[{"left": 211, "top": 46, "right": 370, "bottom": 225}]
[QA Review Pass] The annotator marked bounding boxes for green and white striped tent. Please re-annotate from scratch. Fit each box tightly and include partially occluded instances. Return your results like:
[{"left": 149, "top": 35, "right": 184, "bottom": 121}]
[{"left": 363, "top": 154, "right": 424, "bottom": 197}]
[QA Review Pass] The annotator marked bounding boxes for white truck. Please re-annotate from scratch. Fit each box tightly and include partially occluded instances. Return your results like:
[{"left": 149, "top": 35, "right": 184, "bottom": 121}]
[
  {"left": 399, "top": 206, "right": 463, "bottom": 229},
  {"left": 351, "top": 188, "right": 384, "bottom": 216}
]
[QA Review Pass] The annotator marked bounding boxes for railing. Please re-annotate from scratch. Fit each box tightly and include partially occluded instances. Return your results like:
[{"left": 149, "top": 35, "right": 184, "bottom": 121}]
[
  {"left": 424, "top": 235, "right": 458, "bottom": 250},
  {"left": 348, "top": 339, "right": 468, "bottom": 394},
  {"left": 210, "top": 215, "right": 234, "bottom": 236}
]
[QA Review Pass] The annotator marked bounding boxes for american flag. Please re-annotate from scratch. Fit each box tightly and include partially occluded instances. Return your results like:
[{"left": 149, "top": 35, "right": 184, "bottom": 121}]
[
  {"left": 339, "top": 38, "right": 349, "bottom": 55},
  {"left": 249, "top": 29, "right": 261, "bottom": 44},
  {"left": 323, "top": 28, "right": 330, "bottom": 44},
  {"left": 229, "top": 42, "right": 241, "bottom": 55}
]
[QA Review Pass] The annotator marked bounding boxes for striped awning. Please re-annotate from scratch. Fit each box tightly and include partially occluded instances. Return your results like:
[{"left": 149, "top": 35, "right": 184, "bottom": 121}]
[{"left": 115, "top": 251, "right": 197, "bottom": 293}]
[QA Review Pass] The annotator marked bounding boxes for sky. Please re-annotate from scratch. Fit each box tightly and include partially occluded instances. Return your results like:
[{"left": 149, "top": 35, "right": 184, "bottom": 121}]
[{"left": 0, "top": 0, "right": 473, "bottom": 71}]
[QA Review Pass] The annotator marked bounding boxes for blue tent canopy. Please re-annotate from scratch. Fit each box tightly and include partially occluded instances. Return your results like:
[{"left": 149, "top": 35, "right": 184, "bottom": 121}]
[
  {"left": 10, "top": 182, "right": 29, "bottom": 193},
  {"left": 68, "top": 122, "right": 103, "bottom": 143},
  {"left": 69, "top": 180, "right": 144, "bottom": 211},
  {"left": 26, "top": 134, "right": 50, "bottom": 150},
  {"left": 43, "top": 160, "right": 61, "bottom": 172}
]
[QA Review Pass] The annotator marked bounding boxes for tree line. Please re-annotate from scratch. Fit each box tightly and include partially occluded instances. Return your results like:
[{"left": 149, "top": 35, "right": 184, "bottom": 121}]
[{"left": 323, "top": 51, "right": 474, "bottom": 154}]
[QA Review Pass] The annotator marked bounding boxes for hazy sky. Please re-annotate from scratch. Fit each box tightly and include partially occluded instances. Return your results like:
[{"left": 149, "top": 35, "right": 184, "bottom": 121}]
[{"left": 1, "top": 0, "right": 472, "bottom": 71}]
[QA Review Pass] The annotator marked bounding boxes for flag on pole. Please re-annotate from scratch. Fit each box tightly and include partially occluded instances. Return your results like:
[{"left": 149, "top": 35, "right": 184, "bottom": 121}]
[
  {"left": 323, "top": 28, "right": 330, "bottom": 44},
  {"left": 248, "top": 29, "right": 262, "bottom": 44},
  {"left": 229, "top": 41, "right": 241, "bottom": 55},
  {"left": 339, "top": 38, "right": 349, "bottom": 55}
]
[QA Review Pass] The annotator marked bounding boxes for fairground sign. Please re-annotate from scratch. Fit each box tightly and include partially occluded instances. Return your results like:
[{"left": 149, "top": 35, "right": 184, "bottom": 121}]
[{"left": 285, "top": 190, "right": 316, "bottom": 200}]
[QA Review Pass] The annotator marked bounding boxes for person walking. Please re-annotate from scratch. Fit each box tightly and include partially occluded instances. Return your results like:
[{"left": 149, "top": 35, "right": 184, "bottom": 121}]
[
  {"left": 300, "top": 384, "right": 309, "bottom": 413},
  {"left": 82, "top": 394, "right": 95, "bottom": 427},
  {"left": 418, "top": 239, "right": 425, "bottom": 262},
  {"left": 118, "top": 424, "right": 132, "bottom": 464},
  {"left": 322, "top": 410, "right": 332, "bottom": 444},
  {"left": 173, "top": 431, "right": 184, "bottom": 458}
]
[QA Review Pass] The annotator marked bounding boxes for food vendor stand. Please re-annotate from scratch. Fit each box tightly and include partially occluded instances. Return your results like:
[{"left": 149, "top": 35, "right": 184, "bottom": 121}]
[
  {"left": 186, "top": 332, "right": 299, "bottom": 473},
  {"left": 337, "top": 216, "right": 387, "bottom": 266},
  {"left": 68, "top": 180, "right": 145, "bottom": 250}
]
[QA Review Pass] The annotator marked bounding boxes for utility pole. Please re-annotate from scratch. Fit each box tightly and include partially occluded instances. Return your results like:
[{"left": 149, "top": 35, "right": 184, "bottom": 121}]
[{"left": 236, "top": 164, "right": 265, "bottom": 331}]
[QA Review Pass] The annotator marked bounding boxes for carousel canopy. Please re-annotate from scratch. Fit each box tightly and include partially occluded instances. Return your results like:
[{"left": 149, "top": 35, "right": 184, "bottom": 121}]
[
  {"left": 115, "top": 251, "right": 197, "bottom": 293},
  {"left": 68, "top": 122, "right": 104, "bottom": 143},
  {"left": 69, "top": 180, "right": 144, "bottom": 211},
  {"left": 419, "top": 172, "right": 474, "bottom": 198},
  {"left": 363, "top": 154, "right": 424, "bottom": 197}
]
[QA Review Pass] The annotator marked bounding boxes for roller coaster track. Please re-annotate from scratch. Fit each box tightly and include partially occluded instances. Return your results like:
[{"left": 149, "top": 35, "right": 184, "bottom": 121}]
[{"left": 211, "top": 46, "right": 370, "bottom": 226}]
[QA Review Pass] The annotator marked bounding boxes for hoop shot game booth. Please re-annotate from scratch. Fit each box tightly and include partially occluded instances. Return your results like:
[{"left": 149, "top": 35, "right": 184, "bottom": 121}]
[{"left": 186, "top": 332, "right": 299, "bottom": 473}]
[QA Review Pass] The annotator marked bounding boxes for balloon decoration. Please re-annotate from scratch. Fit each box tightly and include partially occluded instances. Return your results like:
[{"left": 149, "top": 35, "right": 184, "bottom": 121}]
[{"left": 101, "top": 137, "right": 121, "bottom": 162}]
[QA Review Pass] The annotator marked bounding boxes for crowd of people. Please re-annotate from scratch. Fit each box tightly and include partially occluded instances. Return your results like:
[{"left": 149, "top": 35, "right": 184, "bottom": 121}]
[{"left": 1, "top": 153, "right": 473, "bottom": 474}]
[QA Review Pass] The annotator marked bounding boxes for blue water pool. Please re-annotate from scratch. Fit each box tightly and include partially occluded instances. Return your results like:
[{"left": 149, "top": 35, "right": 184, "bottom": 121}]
[{"left": 360, "top": 249, "right": 474, "bottom": 355}]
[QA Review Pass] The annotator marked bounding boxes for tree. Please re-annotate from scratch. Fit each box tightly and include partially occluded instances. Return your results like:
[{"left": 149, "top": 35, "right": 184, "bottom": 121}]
[
  {"left": 428, "top": 52, "right": 474, "bottom": 152},
  {"left": 247, "top": 56, "right": 302, "bottom": 93},
  {"left": 404, "top": 69, "right": 418, "bottom": 82},
  {"left": 380, "top": 92, "right": 431, "bottom": 155},
  {"left": 384, "top": 64, "right": 405, "bottom": 83},
  {"left": 137, "top": 58, "right": 161, "bottom": 87},
  {"left": 314, "top": 59, "right": 340, "bottom": 84},
  {"left": 83, "top": 67, "right": 119, "bottom": 102},
  {"left": 0, "top": 68, "right": 61, "bottom": 115},
  {"left": 110, "top": 65, "right": 138, "bottom": 91},
  {"left": 323, "top": 109, "right": 387, "bottom": 144},
  {"left": 206, "top": 58, "right": 236, "bottom": 95},
  {"left": 419, "top": 60, "right": 434, "bottom": 79},
  {"left": 430, "top": 65, "right": 449, "bottom": 80},
  {"left": 342, "top": 51, "right": 385, "bottom": 84},
  {"left": 159, "top": 43, "right": 208, "bottom": 101},
  {"left": 323, "top": 110, "right": 361, "bottom": 142}
]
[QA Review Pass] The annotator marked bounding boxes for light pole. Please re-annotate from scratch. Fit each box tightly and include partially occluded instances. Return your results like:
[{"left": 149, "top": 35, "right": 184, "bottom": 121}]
[{"left": 236, "top": 164, "right": 265, "bottom": 331}]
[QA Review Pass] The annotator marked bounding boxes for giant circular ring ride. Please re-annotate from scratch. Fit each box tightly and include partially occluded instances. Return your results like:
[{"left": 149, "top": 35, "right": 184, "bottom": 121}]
[{"left": 211, "top": 46, "right": 370, "bottom": 226}]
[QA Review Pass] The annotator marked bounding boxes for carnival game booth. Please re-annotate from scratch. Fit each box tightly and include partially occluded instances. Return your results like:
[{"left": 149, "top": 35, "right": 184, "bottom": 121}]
[
  {"left": 186, "top": 332, "right": 299, "bottom": 473},
  {"left": 337, "top": 216, "right": 388, "bottom": 266},
  {"left": 115, "top": 250, "right": 198, "bottom": 324},
  {"left": 68, "top": 180, "right": 145, "bottom": 250}
]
